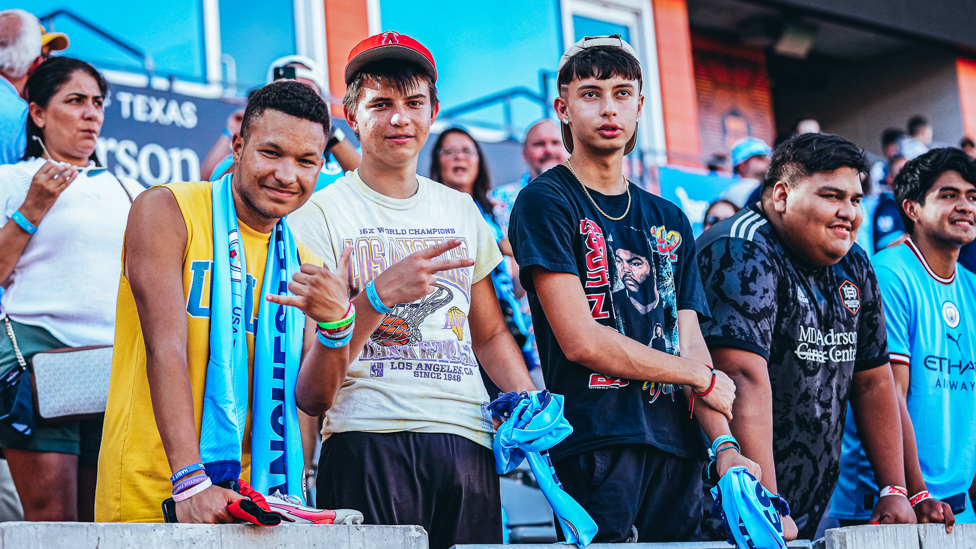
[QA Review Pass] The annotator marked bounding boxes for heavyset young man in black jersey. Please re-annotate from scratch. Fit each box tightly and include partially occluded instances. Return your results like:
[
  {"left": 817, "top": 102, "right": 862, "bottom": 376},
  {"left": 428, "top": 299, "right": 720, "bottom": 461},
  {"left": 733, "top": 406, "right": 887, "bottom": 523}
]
[
  {"left": 697, "top": 133, "right": 916, "bottom": 539},
  {"left": 510, "top": 35, "right": 758, "bottom": 543}
]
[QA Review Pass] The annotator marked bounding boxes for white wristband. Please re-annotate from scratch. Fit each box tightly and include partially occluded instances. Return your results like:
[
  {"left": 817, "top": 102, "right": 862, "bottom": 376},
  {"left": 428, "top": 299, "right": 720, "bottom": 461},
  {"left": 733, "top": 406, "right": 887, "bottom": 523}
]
[
  {"left": 173, "top": 477, "right": 213, "bottom": 502},
  {"left": 879, "top": 485, "right": 908, "bottom": 498}
]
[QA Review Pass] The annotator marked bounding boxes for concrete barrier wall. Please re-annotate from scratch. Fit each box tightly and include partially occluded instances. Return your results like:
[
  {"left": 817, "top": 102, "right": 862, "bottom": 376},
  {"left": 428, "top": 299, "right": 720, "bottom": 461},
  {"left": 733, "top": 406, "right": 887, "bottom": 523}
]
[
  {"left": 0, "top": 522, "right": 428, "bottom": 549},
  {"left": 3, "top": 522, "right": 973, "bottom": 549},
  {"left": 816, "top": 524, "right": 976, "bottom": 549}
]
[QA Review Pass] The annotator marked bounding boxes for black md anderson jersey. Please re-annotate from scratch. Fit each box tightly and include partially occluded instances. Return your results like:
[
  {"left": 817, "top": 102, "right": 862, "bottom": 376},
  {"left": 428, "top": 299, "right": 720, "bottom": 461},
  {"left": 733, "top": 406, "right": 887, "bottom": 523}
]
[
  {"left": 696, "top": 204, "right": 889, "bottom": 539},
  {"left": 509, "top": 165, "right": 710, "bottom": 463}
]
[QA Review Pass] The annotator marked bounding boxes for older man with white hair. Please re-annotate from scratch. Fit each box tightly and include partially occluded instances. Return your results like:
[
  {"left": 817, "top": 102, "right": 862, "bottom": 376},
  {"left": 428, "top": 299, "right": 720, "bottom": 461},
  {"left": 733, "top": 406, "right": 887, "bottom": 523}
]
[{"left": 0, "top": 9, "right": 42, "bottom": 165}]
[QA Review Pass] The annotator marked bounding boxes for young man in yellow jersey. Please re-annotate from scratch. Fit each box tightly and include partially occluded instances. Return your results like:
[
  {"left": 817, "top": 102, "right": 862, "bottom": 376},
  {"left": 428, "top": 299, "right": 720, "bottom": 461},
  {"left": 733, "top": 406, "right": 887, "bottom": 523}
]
[{"left": 95, "top": 81, "right": 403, "bottom": 524}]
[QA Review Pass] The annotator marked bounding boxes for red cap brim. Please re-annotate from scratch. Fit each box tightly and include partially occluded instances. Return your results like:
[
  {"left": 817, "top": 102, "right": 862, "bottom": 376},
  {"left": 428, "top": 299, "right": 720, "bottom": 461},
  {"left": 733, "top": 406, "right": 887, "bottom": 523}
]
[{"left": 344, "top": 33, "right": 437, "bottom": 85}]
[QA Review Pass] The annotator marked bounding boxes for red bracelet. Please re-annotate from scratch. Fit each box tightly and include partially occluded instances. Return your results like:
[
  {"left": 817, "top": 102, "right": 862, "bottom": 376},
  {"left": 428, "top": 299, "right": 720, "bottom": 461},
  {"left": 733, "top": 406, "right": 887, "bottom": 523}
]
[
  {"left": 909, "top": 490, "right": 932, "bottom": 507},
  {"left": 697, "top": 366, "right": 717, "bottom": 396},
  {"left": 688, "top": 365, "right": 716, "bottom": 418}
]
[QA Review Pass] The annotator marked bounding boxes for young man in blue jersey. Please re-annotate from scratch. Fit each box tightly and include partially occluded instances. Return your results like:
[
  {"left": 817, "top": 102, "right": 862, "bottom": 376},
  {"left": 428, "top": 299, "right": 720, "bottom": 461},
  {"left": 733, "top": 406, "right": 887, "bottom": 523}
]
[{"left": 832, "top": 148, "right": 976, "bottom": 529}]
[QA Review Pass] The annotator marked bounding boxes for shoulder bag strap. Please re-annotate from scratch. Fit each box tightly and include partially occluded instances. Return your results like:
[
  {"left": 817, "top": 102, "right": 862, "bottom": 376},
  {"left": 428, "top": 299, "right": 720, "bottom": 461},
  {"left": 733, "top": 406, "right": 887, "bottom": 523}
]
[
  {"left": 114, "top": 176, "right": 135, "bottom": 204},
  {"left": 3, "top": 319, "right": 27, "bottom": 373}
]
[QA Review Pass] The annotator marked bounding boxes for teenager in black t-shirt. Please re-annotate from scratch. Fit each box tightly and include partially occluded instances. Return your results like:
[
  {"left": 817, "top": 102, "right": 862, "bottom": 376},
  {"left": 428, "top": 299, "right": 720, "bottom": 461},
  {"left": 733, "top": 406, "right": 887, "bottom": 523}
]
[
  {"left": 509, "top": 35, "right": 759, "bottom": 544},
  {"left": 697, "top": 133, "right": 916, "bottom": 540}
]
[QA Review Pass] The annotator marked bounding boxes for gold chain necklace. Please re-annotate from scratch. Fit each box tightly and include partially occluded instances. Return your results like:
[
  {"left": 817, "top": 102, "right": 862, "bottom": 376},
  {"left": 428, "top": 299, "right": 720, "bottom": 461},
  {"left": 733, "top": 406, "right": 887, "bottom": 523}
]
[{"left": 565, "top": 159, "right": 631, "bottom": 221}]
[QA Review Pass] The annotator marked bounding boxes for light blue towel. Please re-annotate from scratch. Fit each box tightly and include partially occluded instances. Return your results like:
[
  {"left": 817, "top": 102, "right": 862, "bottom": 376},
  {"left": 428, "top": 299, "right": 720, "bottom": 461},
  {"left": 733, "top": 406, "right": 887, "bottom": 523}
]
[
  {"left": 710, "top": 467, "right": 790, "bottom": 549},
  {"left": 491, "top": 391, "right": 598, "bottom": 547},
  {"left": 199, "top": 174, "right": 306, "bottom": 502}
]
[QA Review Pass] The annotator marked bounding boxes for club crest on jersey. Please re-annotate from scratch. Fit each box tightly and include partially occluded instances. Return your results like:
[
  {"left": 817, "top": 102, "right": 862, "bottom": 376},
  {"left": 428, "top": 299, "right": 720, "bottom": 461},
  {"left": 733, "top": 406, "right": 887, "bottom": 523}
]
[
  {"left": 588, "top": 373, "right": 629, "bottom": 389},
  {"left": 943, "top": 301, "right": 960, "bottom": 328},
  {"left": 443, "top": 306, "right": 466, "bottom": 340},
  {"left": 839, "top": 280, "right": 860, "bottom": 314},
  {"left": 381, "top": 31, "right": 400, "bottom": 45}
]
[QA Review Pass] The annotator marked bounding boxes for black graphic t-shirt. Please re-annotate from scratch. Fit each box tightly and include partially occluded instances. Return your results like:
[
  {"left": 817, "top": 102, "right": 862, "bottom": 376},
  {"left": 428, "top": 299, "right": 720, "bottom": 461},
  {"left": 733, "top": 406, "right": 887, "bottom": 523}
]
[
  {"left": 509, "top": 165, "right": 710, "bottom": 462},
  {"left": 696, "top": 204, "right": 889, "bottom": 538}
]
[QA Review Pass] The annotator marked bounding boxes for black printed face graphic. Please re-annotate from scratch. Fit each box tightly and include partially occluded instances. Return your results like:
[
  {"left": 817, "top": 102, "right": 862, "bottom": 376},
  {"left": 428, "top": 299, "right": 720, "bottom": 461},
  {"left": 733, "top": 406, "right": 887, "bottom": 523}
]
[{"left": 615, "top": 248, "right": 651, "bottom": 292}]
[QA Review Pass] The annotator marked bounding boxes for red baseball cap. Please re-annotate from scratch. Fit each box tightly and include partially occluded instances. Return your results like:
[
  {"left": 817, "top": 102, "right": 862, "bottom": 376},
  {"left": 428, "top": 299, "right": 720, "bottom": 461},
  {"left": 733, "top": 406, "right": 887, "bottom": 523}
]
[{"left": 345, "top": 31, "right": 437, "bottom": 85}]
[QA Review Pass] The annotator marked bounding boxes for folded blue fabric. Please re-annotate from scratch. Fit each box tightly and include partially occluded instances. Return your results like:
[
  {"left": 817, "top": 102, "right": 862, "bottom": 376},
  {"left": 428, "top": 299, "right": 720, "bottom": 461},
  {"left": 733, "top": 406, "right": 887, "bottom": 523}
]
[
  {"left": 491, "top": 391, "right": 597, "bottom": 547},
  {"left": 710, "top": 466, "right": 791, "bottom": 549}
]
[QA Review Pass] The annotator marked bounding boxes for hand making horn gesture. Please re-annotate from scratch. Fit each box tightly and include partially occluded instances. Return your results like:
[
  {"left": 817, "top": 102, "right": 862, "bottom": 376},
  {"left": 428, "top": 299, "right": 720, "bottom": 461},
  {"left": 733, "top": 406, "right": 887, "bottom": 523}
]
[{"left": 267, "top": 247, "right": 354, "bottom": 323}]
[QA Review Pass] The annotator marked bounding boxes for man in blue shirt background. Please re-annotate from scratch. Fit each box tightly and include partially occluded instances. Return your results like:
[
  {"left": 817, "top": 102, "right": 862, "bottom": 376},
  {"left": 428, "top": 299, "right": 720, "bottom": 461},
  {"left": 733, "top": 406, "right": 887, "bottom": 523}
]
[
  {"left": 0, "top": 10, "right": 42, "bottom": 165},
  {"left": 833, "top": 148, "right": 976, "bottom": 529}
]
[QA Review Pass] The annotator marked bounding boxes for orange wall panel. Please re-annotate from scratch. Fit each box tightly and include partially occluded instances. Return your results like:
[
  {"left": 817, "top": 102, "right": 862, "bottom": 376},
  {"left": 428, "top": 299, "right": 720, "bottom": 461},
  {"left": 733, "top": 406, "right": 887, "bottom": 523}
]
[
  {"left": 691, "top": 33, "right": 775, "bottom": 168},
  {"left": 324, "top": 0, "right": 371, "bottom": 115},
  {"left": 958, "top": 57, "right": 976, "bottom": 140},
  {"left": 652, "top": 0, "right": 703, "bottom": 168}
]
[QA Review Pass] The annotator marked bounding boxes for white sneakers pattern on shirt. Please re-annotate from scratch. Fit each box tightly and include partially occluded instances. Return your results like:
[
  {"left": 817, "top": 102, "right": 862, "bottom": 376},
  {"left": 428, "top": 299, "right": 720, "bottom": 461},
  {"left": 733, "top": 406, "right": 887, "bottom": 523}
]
[{"left": 289, "top": 169, "right": 502, "bottom": 448}]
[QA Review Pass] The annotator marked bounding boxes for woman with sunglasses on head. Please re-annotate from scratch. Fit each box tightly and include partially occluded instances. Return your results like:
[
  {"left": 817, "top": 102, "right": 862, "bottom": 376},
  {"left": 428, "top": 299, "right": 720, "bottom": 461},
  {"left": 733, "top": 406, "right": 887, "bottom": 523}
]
[
  {"left": 0, "top": 56, "right": 141, "bottom": 521},
  {"left": 429, "top": 127, "right": 543, "bottom": 393}
]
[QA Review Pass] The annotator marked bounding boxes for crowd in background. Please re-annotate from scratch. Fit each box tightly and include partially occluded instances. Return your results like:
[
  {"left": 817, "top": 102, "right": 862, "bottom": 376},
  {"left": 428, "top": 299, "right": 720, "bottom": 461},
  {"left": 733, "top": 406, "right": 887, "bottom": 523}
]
[{"left": 1, "top": 6, "right": 976, "bottom": 548}]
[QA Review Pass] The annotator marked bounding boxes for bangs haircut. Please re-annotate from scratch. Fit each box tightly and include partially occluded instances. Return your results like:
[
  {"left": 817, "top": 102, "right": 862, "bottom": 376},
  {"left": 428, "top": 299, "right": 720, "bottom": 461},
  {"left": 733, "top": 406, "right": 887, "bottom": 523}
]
[
  {"left": 762, "top": 133, "right": 869, "bottom": 197},
  {"left": 240, "top": 79, "right": 330, "bottom": 141},
  {"left": 557, "top": 46, "right": 642, "bottom": 94},
  {"left": 892, "top": 147, "right": 976, "bottom": 233},
  {"left": 343, "top": 59, "right": 438, "bottom": 114}
]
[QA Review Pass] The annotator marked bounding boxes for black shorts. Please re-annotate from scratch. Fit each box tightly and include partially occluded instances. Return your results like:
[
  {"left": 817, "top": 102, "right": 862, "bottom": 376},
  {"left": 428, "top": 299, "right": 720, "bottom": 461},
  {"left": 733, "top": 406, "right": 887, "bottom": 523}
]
[
  {"left": 316, "top": 431, "right": 502, "bottom": 549},
  {"left": 554, "top": 443, "right": 706, "bottom": 543}
]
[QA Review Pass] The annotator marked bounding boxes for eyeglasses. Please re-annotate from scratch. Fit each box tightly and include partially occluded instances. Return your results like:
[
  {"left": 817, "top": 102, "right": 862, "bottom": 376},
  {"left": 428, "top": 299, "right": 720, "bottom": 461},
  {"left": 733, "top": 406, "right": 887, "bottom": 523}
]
[
  {"left": 31, "top": 135, "right": 106, "bottom": 176},
  {"left": 438, "top": 147, "right": 478, "bottom": 158}
]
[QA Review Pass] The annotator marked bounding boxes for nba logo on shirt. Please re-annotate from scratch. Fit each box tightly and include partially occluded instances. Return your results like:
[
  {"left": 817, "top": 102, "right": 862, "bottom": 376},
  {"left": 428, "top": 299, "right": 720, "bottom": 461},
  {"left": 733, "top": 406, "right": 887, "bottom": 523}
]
[
  {"left": 839, "top": 280, "right": 860, "bottom": 314},
  {"left": 370, "top": 362, "right": 384, "bottom": 378},
  {"left": 943, "top": 301, "right": 960, "bottom": 328}
]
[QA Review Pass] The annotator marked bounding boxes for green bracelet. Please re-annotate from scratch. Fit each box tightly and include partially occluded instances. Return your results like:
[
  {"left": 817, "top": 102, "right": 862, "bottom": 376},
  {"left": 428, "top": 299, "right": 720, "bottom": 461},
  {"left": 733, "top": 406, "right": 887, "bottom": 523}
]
[{"left": 317, "top": 303, "right": 355, "bottom": 331}]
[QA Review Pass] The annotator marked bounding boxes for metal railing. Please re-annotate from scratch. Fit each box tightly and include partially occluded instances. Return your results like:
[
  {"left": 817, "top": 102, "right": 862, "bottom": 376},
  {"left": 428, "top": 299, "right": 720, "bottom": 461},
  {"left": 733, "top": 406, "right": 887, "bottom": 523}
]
[{"left": 38, "top": 9, "right": 155, "bottom": 79}]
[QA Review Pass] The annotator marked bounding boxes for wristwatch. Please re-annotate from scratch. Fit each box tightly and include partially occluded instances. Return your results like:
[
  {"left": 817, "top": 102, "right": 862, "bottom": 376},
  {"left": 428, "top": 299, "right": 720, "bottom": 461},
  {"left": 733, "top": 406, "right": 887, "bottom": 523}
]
[{"left": 326, "top": 127, "right": 345, "bottom": 152}]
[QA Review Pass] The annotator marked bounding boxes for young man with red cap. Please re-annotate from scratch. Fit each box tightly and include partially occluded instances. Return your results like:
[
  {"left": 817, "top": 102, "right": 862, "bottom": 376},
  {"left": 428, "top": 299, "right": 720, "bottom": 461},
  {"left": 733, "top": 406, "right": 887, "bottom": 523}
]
[
  {"left": 507, "top": 36, "right": 759, "bottom": 543},
  {"left": 289, "top": 32, "right": 535, "bottom": 549}
]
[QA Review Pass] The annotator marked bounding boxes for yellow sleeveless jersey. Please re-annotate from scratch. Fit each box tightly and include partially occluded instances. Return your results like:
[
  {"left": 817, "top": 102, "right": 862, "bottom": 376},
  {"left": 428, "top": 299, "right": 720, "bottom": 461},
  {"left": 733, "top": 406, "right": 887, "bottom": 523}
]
[{"left": 95, "top": 180, "right": 318, "bottom": 523}]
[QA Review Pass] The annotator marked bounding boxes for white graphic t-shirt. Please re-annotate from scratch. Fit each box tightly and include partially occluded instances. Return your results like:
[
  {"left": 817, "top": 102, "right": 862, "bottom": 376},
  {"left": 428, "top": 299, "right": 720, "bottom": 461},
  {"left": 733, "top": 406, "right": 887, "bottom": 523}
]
[{"left": 289, "top": 169, "right": 502, "bottom": 448}]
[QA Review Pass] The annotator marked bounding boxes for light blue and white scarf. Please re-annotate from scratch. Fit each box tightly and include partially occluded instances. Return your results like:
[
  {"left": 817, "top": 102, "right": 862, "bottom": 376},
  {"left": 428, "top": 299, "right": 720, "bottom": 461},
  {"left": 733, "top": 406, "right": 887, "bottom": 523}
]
[{"left": 199, "top": 174, "right": 306, "bottom": 502}]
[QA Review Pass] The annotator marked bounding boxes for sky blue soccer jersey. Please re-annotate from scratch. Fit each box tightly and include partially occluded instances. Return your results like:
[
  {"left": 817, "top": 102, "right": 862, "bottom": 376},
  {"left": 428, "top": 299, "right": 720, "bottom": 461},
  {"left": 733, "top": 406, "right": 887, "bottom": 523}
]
[{"left": 832, "top": 239, "right": 976, "bottom": 522}]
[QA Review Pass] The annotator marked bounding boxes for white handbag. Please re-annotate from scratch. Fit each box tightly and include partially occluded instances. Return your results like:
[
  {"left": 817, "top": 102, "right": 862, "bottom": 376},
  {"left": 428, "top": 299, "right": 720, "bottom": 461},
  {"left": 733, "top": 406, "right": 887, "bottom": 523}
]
[{"left": 4, "top": 318, "right": 112, "bottom": 423}]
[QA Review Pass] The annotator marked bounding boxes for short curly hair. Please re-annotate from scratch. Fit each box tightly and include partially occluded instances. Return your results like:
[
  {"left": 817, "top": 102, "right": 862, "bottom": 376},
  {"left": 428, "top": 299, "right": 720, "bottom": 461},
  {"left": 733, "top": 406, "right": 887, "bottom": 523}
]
[
  {"left": 892, "top": 147, "right": 976, "bottom": 233},
  {"left": 762, "top": 133, "right": 869, "bottom": 196},
  {"left": 240, "top": 79, "right": 330, "bottom": 140}
]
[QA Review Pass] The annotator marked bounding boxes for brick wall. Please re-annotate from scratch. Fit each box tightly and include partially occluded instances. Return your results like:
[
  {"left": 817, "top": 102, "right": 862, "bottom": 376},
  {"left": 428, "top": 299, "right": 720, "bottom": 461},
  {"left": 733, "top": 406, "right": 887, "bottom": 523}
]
[
  {"left": 691, "top": 33, "right": 776, "bottom": 168},
  {"left": 324, "top": 0, "right": 371, "bottom": 116},
  {"left": 958, "top": 56, "right": 976, "bottom": 140}
]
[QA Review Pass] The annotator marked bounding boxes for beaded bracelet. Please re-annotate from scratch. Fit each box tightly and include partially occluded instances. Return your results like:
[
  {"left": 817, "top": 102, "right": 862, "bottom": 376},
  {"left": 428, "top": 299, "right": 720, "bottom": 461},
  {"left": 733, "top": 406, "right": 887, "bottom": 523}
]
[
  {"left": 365, "top": 280, "right": 392, "bottom": 314},
  {"left": 171, "top": 462, "right": 205, "bottom": 485},
  {"left": 173, "top": 477, "right": 212, "bottom": 502},
  {"left": 11, "top": 210, "right": 37, "bottom": 235},
  {"left": 172, "top": 473, "right": 209, "bottom": 496},
  {"left": 318, "top": 302, "right": 355, "bottom": 332}
]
